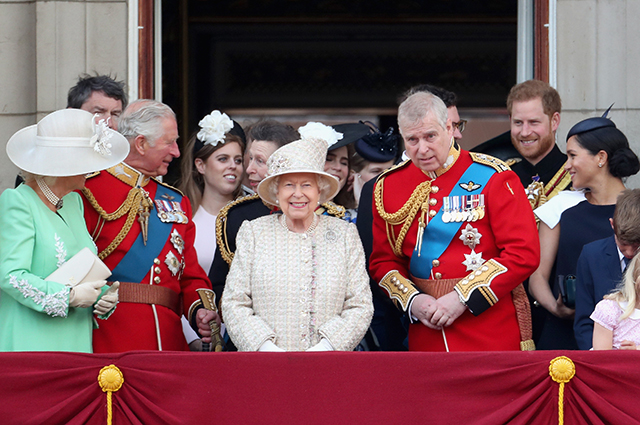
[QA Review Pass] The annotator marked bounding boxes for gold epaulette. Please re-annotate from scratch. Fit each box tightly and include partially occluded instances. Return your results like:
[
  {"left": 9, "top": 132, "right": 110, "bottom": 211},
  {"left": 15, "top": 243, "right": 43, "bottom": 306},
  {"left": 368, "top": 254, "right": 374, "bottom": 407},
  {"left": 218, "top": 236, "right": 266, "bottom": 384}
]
[
  {"left": 316, "top": 201, "right": 345, "bottom": 218},
  {"left": 505, "top": 157, "right": 522, "bottom": 167},
  {"left": 469, "top": 152, "right": 510, "bottom": 173},
  {"left": 374, "top": 159, "right": 411, "bottom": 184},
  {"left": 153, "top": 177, "right": 185, "bottom": 197},
  {"left": 216, "top": 194, "right": 265, "bottom": 266}
]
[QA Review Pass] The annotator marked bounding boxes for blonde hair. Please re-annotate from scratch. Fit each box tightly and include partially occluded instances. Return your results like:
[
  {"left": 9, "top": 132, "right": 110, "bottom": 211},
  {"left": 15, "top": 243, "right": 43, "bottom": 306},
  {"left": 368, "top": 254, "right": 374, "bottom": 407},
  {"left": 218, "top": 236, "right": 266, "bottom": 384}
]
[{"left": 604, "top": 252, "right": 640, "bottom": 321}]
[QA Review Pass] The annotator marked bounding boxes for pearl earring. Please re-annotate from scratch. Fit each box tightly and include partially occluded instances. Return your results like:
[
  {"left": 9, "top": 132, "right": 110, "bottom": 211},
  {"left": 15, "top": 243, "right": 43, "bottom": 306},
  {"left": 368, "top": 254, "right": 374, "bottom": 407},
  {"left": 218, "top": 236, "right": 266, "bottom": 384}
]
[
  {"left": 275, "top": 200, "right": 279, "bottom": 204},
  {"left": 598, "top": 163, "right": 604, "bottom": 168}
]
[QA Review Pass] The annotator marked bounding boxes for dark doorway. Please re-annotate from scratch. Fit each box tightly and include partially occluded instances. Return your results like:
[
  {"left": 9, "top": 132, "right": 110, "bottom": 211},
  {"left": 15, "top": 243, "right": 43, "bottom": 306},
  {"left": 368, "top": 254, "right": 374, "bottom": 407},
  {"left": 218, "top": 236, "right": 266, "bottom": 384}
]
[{"left": 162, "top": 0, "right": 517, "bottom": 182}]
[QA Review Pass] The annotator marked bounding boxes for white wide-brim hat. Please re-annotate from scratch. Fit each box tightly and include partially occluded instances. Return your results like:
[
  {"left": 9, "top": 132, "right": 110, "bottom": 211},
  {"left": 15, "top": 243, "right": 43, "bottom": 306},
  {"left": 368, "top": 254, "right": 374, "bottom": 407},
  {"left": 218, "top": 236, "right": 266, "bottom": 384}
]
[
  {"left": 6, "top": 109, "right": 130, "bottom": 177},
  {"left": 257, "top": 136, "right": 340, "bottom": 206}
]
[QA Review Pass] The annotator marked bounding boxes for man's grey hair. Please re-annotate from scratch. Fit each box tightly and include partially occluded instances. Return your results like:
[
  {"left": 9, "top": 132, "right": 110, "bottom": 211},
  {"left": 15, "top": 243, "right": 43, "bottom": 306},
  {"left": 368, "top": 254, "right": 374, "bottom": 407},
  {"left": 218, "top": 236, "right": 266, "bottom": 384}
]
[
  {"left": 398, "top": 92, "right": 448, "bottom": 135},
  {"left": 118, "top": 99, "right": 176, "bottom": 145}
]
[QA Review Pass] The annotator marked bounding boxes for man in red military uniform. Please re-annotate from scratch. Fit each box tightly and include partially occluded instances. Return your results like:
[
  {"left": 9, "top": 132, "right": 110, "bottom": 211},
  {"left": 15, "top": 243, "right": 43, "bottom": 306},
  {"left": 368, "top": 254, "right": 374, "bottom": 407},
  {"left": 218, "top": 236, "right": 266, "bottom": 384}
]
[
  {"left": 369, "top": 92, "right": 540, "bottom": 351},
  {"left": 82, "top": 99, "right": 217, "bottom": 352}
]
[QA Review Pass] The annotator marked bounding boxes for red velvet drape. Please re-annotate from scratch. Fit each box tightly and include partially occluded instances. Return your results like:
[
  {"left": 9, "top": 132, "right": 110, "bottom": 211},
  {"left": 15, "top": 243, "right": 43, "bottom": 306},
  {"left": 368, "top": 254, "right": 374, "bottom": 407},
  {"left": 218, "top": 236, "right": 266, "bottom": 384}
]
[{"left": 1, "top": 350, "right": 639, "bottom": 425}]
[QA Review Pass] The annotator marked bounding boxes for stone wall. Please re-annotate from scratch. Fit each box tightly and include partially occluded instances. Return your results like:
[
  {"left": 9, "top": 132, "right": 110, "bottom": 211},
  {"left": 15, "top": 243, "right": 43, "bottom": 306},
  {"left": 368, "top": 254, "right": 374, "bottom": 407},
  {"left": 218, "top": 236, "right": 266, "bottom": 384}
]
[
  {"left": 557, "top": 0, "right": 640, "bottom": 187},
  {"left": 0, "top": 0, "right": 127, "bottom": 190}
]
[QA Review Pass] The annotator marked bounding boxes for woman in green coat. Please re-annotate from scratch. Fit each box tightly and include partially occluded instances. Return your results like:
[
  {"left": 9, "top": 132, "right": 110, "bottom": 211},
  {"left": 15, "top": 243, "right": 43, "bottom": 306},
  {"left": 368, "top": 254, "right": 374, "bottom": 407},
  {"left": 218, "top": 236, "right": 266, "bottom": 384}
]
[{"left": 0, "top": 109, "right": 129, "bottom": 352}]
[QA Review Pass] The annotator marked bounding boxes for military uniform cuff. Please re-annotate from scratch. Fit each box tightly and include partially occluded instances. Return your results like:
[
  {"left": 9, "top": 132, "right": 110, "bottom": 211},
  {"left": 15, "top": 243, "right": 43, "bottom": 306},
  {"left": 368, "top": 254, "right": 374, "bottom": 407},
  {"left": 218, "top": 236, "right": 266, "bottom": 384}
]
[
  {"left": 454, "top": 259, "right": 507, "bottom": 316},
  {"left": 379, "top": 270, "right": 420, "bottom": 313}
]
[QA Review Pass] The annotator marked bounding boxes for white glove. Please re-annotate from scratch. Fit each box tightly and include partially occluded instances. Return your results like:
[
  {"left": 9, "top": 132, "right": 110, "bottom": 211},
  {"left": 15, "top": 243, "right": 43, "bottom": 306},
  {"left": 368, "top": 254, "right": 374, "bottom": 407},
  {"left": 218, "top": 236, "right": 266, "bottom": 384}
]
[
  {"left": 258, "top": 340, "right": 286, "bottom": 352},
  {"left": 69, "top": 280, "right": 107, "bottom": 308},
  {"left": 93, "top": 281, "right": 119, "bottom": 315},
  {"left": 306, "top": 338, "right": 334, "bottom": 352}
]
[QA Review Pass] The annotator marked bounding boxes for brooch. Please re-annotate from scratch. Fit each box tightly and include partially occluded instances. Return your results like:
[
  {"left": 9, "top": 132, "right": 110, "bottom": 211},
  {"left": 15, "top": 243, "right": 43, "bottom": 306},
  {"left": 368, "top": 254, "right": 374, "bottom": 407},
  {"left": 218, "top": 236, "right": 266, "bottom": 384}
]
[
  {"left": 459, "top": 224, "right": 482, "bottom": 250},
  {"left": 165, "top": 251, "right": 181, "bottom": 276},
  {"left": 170, "top": 229, "right": 184, "bottom": 254}
]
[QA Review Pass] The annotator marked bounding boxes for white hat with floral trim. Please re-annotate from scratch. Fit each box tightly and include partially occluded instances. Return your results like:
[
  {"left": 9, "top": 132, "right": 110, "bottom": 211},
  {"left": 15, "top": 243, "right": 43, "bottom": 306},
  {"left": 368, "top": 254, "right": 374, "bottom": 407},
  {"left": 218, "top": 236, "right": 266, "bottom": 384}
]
[
  {"left": 6, "top": 108, "right": 129, "bottom": 177},
  {"left": 256, "top": 122, "right": 342, "bottom": 205}
]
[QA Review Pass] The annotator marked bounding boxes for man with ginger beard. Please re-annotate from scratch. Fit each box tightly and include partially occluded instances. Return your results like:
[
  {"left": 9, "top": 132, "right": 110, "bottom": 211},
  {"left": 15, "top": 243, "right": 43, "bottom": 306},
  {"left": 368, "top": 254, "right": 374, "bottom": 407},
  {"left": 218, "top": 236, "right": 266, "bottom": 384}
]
[
  {"left": 506, "top": 80, "right": 571, "bottom": 345},
  {"left": 507, "top": 80, "right": 571, "bottom": 210}
]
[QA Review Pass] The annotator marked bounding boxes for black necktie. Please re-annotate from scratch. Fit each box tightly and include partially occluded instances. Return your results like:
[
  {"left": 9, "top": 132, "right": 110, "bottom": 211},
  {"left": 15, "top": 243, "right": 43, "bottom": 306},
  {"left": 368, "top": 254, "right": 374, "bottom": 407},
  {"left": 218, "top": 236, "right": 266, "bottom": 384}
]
[{"left": 623, "top": 257, "right": 631, "bottom": 273}]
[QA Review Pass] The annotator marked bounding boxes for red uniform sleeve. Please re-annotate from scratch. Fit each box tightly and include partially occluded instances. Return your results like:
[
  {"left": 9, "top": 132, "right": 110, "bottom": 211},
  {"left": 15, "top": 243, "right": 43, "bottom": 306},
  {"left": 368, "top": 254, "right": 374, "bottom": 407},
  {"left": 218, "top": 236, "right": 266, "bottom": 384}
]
[{"left": 454, "top": 170, "right": 540, "bottom": 315}]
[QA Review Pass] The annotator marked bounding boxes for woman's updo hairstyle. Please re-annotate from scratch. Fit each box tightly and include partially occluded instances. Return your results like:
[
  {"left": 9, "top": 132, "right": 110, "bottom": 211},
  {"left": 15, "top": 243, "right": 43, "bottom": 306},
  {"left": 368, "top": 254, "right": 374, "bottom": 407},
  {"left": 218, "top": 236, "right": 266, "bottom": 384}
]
[
  {"left": 567, "top": 111, "right": 640, "bottom": 179},
  {"left": 574, "top": 127, "right": 640, "bottom": 178}
]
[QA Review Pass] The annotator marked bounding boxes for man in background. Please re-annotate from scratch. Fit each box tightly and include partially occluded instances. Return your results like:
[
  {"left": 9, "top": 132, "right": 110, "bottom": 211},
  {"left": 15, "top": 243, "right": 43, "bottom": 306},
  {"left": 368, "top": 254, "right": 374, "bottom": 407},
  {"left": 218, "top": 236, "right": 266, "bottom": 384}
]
[{"left": 67, "top": 74, "right": 127, "bottom": 130}]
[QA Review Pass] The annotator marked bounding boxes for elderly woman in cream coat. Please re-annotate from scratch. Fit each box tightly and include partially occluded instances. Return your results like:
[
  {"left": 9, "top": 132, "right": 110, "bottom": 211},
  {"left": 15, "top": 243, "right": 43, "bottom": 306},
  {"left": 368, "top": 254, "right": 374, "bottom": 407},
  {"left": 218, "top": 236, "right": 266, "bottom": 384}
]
[{"left": 216, "top": 123, "right": 373, "bottom": 351}]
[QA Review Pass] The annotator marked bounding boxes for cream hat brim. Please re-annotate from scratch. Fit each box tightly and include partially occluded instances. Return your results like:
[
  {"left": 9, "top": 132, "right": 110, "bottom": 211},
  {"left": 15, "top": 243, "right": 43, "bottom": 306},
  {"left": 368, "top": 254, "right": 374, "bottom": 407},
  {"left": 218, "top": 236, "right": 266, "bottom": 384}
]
[
  {"left": 256, "top": 169, "right": 340, "bottom": 207},
  {"left": 6, "top": 109, "right": 130, "bottom": 177}
]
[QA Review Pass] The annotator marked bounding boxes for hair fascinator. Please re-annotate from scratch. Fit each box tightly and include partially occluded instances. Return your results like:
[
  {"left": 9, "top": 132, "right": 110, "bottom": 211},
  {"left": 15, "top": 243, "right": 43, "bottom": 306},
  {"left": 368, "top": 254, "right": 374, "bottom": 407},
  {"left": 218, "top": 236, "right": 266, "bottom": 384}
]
[
  {"left": 298, "top": 122, "right": 343, "bottom": 148},
  {"left": 197, "top": 110, "right": 234, "bottom": 146},
  {"left": 355, "top": 122, "right": 400, "bottom": 163},
  {"left": 566, "top": 104, "right": 616, "bottom": 141}
]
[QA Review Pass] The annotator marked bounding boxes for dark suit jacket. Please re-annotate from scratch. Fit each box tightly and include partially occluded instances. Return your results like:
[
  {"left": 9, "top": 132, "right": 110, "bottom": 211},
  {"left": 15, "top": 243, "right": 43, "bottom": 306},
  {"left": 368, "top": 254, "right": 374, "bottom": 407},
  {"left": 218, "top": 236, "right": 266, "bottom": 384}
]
[
  {"left": 574, "top": 235, "right": 622, "bottom": 350},
  {"left": 357, "top": 177, "right": 407, "bottom": 351}
]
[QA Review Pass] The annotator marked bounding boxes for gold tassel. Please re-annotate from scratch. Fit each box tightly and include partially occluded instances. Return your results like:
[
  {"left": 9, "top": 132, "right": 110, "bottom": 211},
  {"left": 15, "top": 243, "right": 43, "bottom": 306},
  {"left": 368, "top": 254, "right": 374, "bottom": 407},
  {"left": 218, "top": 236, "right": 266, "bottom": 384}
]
[
  {"left": 549, "top": 356, "right": 575, "bottom": 425},
  {"left": 98, "top": 364, "right": 124, "bottom": 425}
]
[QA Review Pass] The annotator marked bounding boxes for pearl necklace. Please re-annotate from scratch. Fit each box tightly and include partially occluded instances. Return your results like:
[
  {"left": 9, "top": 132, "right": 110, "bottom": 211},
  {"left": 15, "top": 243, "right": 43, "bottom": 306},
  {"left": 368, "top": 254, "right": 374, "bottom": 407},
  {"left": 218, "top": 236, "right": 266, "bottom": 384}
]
[
  {"left": 280, "top": 214, "right": 318, "bottom": 236},
  {"left": 36, "top": 177, "right": 63, "bottom": 210}
]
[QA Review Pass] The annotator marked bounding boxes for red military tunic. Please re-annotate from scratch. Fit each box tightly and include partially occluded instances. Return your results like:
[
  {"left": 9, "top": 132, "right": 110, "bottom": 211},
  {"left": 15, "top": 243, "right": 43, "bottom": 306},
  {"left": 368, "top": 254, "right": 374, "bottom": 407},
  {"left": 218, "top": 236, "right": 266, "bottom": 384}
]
[
  {"left": 369, "top": 146, "right": 539, "bottom": 351},
  {"left": 82, "top": 163, "right": 210, "bottom": 352}
]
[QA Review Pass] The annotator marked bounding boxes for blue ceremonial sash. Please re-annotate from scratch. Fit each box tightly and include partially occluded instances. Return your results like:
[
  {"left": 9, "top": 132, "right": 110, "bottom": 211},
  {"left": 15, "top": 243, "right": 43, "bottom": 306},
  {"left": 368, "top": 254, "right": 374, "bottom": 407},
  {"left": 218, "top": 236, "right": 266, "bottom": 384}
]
[
  {"left": 111, "top": 185, "right": 181, "bottom": 283},
  {"left": 409, "top": 162, "right": 494, "bottom": 279}
]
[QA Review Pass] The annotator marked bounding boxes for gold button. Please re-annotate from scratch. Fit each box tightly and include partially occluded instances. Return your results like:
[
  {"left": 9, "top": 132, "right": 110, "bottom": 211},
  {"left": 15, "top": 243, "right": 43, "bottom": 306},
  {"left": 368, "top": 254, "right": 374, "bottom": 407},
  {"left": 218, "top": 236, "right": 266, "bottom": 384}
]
[
  {"left": 435, "top": 272, "right": 442, "bottom": 279},
  {"left": 154, "top": 267, "right": 161, "bottom": 274},
  {"left": 154, "top": 258, "right": 161, "bottom": 265},
  {"left": 429, "top": 210, "right": 437, "bottom": 218},
  {"left": 432, "top": 259, "right": 440, "bottom": 267},
  {"left": 153, "top": 276, "right": 161, "bottom": 284},
  {"left": 432, "top": 186, "right": 439, "bottom": 193},
  {"left": 429, "top": 198, "right": 437, "bottom": 206}
]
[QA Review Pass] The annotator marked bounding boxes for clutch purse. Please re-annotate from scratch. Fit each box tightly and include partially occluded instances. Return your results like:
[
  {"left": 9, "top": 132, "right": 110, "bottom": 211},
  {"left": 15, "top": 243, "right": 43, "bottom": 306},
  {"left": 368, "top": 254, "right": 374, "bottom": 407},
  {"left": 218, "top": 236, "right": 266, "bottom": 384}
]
[
  {"left": 45, "top": 247, "right": 111, "bottom": 287},
  {"left": 557, "top": 274, "right": 576, "bottom": 309}
]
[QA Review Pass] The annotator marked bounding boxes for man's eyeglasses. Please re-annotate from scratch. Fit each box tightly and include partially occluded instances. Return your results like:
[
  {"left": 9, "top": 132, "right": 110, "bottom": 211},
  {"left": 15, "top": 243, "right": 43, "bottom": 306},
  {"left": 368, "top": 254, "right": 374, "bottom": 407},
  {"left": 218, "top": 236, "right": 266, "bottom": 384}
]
[{"left": 452, "top": 120, "right": 467, "bottom": 133}]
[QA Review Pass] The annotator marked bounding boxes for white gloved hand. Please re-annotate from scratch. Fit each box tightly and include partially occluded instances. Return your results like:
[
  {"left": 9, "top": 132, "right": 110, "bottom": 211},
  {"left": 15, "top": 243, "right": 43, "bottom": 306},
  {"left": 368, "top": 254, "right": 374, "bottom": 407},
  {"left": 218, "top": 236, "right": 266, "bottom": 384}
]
[
  {"left": 69, "top": 280, "right": 106, "bottom": 308},
  {"left": 306, "top": 338, "right": 334, "bottom": 352},
  {"left": 93, "top": 281, "right": 119, "bottom": 315},
  {"left": 258, "top": 340, "right": 286, "bottom": 352}
]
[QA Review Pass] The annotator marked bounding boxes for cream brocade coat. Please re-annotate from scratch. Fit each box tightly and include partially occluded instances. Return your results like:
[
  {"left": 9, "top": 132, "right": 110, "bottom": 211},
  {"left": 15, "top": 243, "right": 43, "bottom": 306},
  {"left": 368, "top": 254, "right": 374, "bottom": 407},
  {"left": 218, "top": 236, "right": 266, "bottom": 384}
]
[{"left": 221, "top": 214, "right": 373, "bottom": 351}]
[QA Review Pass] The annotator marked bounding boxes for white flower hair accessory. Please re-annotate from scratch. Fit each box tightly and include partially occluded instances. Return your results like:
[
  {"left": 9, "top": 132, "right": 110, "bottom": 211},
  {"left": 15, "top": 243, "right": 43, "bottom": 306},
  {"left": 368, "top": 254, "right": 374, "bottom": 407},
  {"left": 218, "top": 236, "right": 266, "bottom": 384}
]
[
  {"left": 298, "top": 122, "right": 343, "bottom": 148},
  {"left": 89, "top": 116, "right": 113, "bottom": 156},
  {"left": 197, "top": 110, "right": 234, "bottom": 146}
]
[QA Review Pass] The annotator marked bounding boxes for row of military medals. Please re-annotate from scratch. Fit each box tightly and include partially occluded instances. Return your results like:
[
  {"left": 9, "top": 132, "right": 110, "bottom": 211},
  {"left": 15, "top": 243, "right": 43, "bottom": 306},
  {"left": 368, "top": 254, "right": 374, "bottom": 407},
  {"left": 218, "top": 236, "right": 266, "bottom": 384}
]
[{"left": 441, "top": 194, "right": 485, "bottom": 223}]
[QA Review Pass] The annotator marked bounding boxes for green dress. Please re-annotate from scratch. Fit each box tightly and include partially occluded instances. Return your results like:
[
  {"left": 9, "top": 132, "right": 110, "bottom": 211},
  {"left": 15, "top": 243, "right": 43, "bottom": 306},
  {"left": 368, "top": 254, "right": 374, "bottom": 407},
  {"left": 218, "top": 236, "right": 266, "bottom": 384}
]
[{"left": 0, "top": 184, "right": 100, "bottom": 352}]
